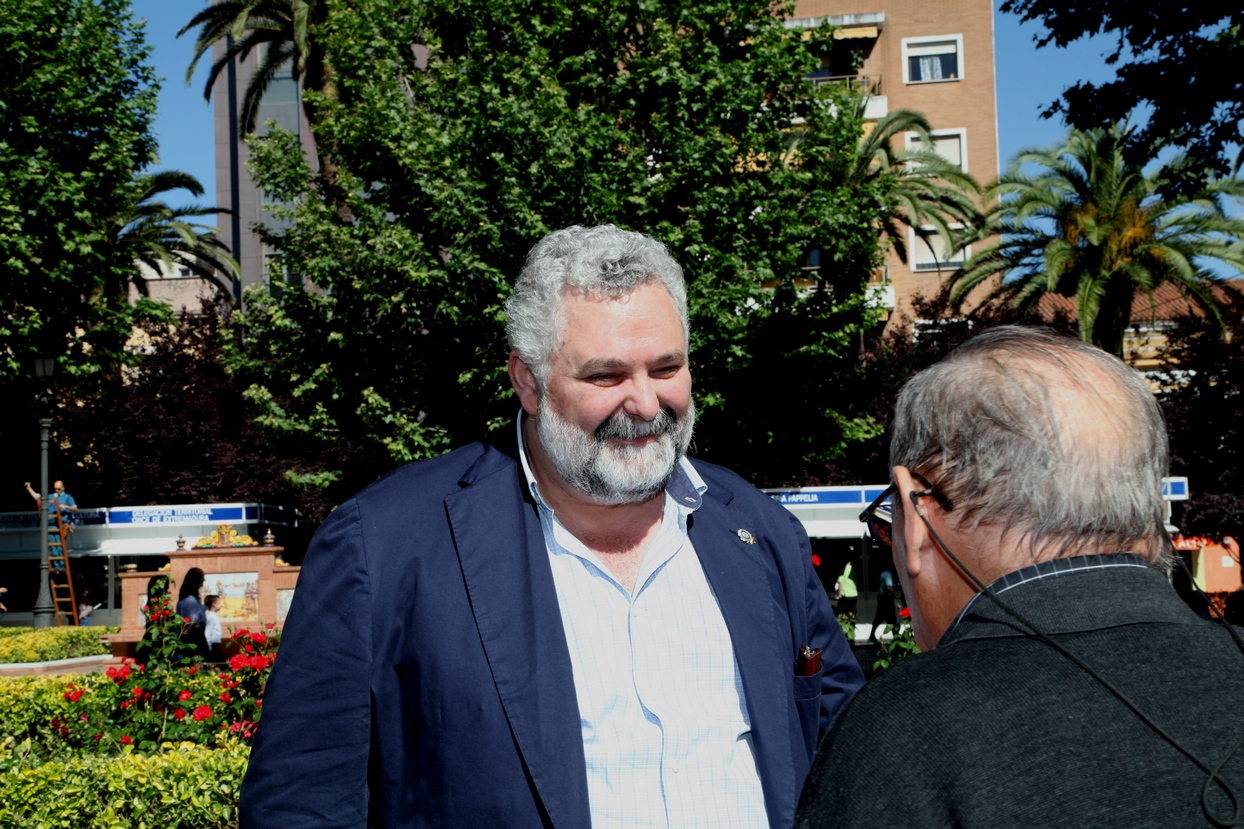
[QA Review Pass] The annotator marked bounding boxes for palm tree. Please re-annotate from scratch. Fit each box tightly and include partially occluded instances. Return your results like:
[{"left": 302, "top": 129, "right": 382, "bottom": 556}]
[
  {"left": 950, "top": 124, "right": 1244, "bottom": 354},
  {"left": 179, "top": 0, "right": 330, "bottom": 138},
  {"left": 104, "top": 171, "right": 240, "bottom": 303},
  {"left": 845, "top": 107, "right": 983, "bottom": 266}
]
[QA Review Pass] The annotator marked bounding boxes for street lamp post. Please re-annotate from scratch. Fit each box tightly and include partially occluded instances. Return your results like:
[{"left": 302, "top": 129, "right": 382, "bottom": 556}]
[
  {"left": 32, "top": 418, "right": 55, "bottom": 628},
  {"left": 32, "top": 356, "right": 56, "bottom": 629}
]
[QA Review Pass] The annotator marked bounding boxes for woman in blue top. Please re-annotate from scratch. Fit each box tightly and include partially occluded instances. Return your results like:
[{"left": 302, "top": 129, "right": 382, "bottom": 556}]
[{"left": 176, "top": 567, "right": 210, "bottom": 660}]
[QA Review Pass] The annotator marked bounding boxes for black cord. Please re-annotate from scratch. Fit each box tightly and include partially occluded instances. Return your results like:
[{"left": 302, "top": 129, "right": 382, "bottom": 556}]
[{"left": 911, "top": 489, "right": 1244, "bottom": 827}]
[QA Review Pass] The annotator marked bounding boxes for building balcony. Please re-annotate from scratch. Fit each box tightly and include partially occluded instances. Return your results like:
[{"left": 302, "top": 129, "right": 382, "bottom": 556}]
[{"left": 808, "top": 73, "right": 888, "bottom": 118}]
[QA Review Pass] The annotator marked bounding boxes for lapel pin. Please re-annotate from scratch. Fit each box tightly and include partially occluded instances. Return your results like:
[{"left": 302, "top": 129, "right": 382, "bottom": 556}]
[{"left": 737, "top": 528, "right": 757, "bottom": 545}]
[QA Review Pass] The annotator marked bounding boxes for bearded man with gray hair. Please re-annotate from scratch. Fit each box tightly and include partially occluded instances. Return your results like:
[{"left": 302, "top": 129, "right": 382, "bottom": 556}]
[
  {"left": 796, "top": 326, "right": 1244, "bottom": 828},
  {"left": 241, "top": 224, "right": 863, "bottom": 829}
]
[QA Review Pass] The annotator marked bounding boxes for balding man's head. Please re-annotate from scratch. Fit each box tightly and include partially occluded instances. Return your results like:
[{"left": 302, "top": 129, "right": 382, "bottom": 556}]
[{"left": 890, "top": 326, "right": 1171, "bottom": 567}]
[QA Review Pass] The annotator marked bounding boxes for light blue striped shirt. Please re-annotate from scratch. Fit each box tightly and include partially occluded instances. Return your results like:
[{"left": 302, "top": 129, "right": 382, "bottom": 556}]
[{"left": 517, "top": 417, "right": 768, "bottom": 829}]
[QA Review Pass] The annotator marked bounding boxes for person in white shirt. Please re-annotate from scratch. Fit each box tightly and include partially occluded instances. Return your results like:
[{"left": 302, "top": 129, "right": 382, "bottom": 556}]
[
  {"left": 241, "top": 225, "right": 864, "bottom": 829},
  {"left": 203, "top": 594, "right": 224, "bottom": 663}
]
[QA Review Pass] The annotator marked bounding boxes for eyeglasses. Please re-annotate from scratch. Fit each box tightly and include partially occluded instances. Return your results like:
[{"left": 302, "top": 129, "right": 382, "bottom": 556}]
[{"left": 860, "top": 484, "right": 896, "bottom": 552}]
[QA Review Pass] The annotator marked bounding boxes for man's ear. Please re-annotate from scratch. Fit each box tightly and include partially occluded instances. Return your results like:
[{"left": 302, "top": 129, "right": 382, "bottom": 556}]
[
  {"left": 508, "top": 351, "right": 540, "bottom": 415},
  {"left": 893, "top": 465, "right": 933, "bottom": 578}
]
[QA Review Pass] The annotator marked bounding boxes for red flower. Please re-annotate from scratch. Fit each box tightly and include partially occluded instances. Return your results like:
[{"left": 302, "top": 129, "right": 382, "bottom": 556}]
[
  {"left": 174, "top": 709, "right": 187, "bottom": 720},
  {"left": 93, "top": 733, "right": 103, "bottom": 742},
  {"left": 230, "top": 722, "right": 241, "bottom": 733},
  {"left": 120, "top": 735, "right": 132, "bottom": 745},
  {"left": 255, "top": 699, "right": 263, "bottom": 708},
  {"left": 220, "top": 691, "right": 232, "bottom": 704},
  {"left": 232, "top": 629, "right": 250, "bottom": 641},
  {"left": 193, "top": 705, "right": 212, "bottom": 721},
  {"left": 250, "top": 632, "right": 267, "bottom": 645},
  {"left": 248, "top": 654, "right": 271, "bottom": 671},
  {"left": 229, "top": 654, "right": 249, "bottom": 671},
  {"left": 186, "top": 666, "right": 198, "bottom": 676},
  {"left": 120, "top": 701, "right": 131, "bottom": 709},
  {"left": 811, "top": 553, "right": 822, "bottom": 567},
  {"left": 899, "top": 607, "right": 912, "bottom": 619},
  {"left": 178, "top": 689, "right": 192, "bottom": 701},
  {"left": 183, "top": 616, "right": 192, "bottom": 624},
  {"left": 267, "top": 622, "right": 275, "bottom": 630},
  {"left": 244, "top": 644, "right": 254, "bottom": 653}
]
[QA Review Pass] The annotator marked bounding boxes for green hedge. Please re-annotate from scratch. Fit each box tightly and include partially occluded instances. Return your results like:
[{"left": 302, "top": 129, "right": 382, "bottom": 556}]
[
  {"left": 0, "top": 627, "right": 118, "bottom": 663},
  {"left": 0, "top": 739, "right": 249, "bottom": 827}
]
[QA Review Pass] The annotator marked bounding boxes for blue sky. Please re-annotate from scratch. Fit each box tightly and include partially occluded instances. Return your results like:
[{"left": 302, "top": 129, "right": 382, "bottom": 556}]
[{"left": 133, "top": 0, "right": 1119, "bottom": 208}]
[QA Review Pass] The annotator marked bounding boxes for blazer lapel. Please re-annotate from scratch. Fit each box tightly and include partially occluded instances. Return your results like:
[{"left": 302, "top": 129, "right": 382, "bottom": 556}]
[
  {"left": 690, "top": 490, "right": 798, "bottom": 826},
  {"left": 446, "top": 446, "right": 590, "bottom": 829}
]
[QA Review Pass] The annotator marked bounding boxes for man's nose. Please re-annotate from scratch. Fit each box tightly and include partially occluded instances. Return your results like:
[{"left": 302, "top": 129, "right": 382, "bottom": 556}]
[{"left": 622, "top": 375, "right": 661, "bottom": 421}]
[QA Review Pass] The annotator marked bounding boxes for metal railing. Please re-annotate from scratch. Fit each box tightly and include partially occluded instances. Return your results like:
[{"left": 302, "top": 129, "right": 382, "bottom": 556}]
[{"left": 809, "top": 73, "right": 882, "bottom": 96}]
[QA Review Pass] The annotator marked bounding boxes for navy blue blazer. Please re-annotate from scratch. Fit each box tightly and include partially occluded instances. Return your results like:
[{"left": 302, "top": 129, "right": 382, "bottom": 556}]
[{"left": 239, "top": 438, "right": 863, "bottom": 828}]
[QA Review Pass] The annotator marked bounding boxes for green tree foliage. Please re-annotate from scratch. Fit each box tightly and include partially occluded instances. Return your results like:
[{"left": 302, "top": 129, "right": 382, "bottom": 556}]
[
  {"left": 840, "top": 106, "right": 981, "bottom": 264},
  {"left": 227, "top": 0, "right": 906, "bottom": 499},
  {"left": 1160, "top": 302, "right": 1244, "bottom": 536},
  {"left": 1001, "top": 0, "right": 1243, "bottom": 176},
  {"left": 181, "top": 0, "right": 332, "bottom": 138},
  {"left": 48, "top": 306, "right": 322, "bottom": 523},
  {"left": 950, "top": 124, "right": 1244, "bottom": 354},
  {"left": 0, "top": 0, "right": 165, "bottom": 383},
  {"left": 103, "top": 171, "right": 240, "bottom": 302}
]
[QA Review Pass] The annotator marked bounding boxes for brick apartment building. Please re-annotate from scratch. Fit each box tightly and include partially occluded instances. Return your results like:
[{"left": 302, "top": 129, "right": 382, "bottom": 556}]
[{"left": 790, "top": 0, "right": 1000, "bottom": 327}]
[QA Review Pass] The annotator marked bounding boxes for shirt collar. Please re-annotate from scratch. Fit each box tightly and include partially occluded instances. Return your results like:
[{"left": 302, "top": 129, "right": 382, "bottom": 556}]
[
  {"left": 940, "top": 553, "right": 1152, "bottom": 645},
  {"left": 515, "top": 410, "right": 705, "bottom": 512}
]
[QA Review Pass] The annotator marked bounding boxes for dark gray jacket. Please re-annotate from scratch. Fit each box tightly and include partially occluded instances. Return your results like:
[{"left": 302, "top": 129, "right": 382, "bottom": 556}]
[{"left": 797, "top": 555, "right": 1244, "bottom": 828}]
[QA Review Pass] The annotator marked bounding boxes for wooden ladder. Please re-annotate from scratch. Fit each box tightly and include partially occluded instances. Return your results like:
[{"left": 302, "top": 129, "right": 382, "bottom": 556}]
[{"left": 46, "top": 502, "right": 78, "bottom": 626}]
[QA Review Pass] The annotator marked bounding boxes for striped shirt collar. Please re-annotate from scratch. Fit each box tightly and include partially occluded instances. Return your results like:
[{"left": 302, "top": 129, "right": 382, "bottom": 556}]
[
  {"left": 942, "top": 553, "right": 1152, "bottom": 645},
  {"left": 514, "top": 410, "right": 706, "bottom": 512}
]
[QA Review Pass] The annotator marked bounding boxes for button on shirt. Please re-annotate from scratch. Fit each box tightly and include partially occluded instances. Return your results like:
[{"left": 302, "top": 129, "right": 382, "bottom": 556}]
[{"left": 517, "top": 418, "right": 768, "bottom": 829}]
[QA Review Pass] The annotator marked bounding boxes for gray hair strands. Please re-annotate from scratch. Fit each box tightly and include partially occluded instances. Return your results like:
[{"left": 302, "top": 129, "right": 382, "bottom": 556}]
[
  {"left": 890, "top": 326, "right": 1171, "bottom": 567},
  {"left": 505, "top": 225, "right": 689, "bottom": 385}
]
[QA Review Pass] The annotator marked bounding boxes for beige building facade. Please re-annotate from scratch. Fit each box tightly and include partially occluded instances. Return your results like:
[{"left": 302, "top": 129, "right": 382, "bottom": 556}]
[{"left": 791, "top": 0, "right": 1000, "bottom": 326}]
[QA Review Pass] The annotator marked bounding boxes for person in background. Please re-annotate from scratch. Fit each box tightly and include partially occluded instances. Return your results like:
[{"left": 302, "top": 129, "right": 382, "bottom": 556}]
[
  {"left": 176, "top": 568, "right": 209, "bottom": 660},
  {"left": 834, "top": 559, "right": 859, "bottom": 616},
  {"left": 0, "top": 586, "right": 8, "bottom": 613},
  {"left": 24, "top": 479, "right": 77, "bottom": 524},
  {"left": 24, "top": 480, "right": 77, "bottom": 568},
  {"left": 77, "top": 587, "right": 94, "bottom": 626},
  {"left": 868, "top": 565, "right": 898, "bottom": 643},
  {"left": 204, "top": 594, "right": 224, "bottom": 663}
]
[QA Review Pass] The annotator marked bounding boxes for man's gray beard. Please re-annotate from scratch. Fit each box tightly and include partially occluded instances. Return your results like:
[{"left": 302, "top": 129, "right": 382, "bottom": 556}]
[{"left": 535, "top": 398, "right": 696, "bottom": 505}]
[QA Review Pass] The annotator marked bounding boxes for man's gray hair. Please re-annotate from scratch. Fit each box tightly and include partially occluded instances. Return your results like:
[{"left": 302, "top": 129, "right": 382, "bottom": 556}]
[
  {"left": 891, "top": 326, "right": 1171, "bottom": 567},
  {"left": 505, "top": 225, "right": 689, "bottom": 385}
]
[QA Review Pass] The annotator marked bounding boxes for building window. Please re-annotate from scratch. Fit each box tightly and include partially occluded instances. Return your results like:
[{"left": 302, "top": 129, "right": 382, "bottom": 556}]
[
  {"left": 906, "top": 129, "right": 967, "bottom": 171},
  {"left": 910, "top": 225, "right": 968, "bottom": 272},
  {"left": 263, "top": 246, "right": 304, "bottom": 288},
  {"left": 902, "top": 36, "right": 963, "bottom": 84},
  {"left": 256, "top": 46, "right": 301, "bottom": 137}
]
